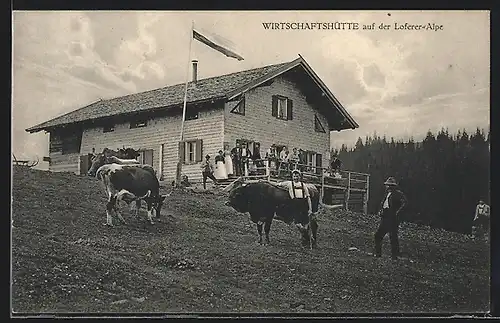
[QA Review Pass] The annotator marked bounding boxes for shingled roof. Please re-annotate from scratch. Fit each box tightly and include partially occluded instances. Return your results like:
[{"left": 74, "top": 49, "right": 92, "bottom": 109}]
[{"left": 26, "top": 56, "right": 358, "bottom": 133}]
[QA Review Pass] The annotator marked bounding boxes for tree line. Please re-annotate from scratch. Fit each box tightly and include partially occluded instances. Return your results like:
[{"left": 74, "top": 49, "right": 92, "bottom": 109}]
[{"left": 333, "top": 127, "right": 490, "bottom": 234}]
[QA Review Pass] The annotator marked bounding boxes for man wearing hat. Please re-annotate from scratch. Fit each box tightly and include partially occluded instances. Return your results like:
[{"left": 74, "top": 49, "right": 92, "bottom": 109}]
[
  {"left": 374, "top": 176, "right": 407, "bottom": 260},
  {"left": 200, "top": 154, "right": 218, "bottom": 190},
  {"left": 330, "top": 153, "right": 342, "bottom": 177}
]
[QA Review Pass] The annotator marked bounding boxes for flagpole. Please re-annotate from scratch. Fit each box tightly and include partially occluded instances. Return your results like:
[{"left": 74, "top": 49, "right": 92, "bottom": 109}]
[{"left": 176, "top": 20, "right": 194, "bottom": 187}]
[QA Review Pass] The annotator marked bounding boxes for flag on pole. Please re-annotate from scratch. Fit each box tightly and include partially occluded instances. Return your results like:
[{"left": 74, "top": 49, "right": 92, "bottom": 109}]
[
  {"left": 176, "top": 23, "right": 244, "bottom": 188},
  {"left": 193, "top": 28, "right": 244, "bottom": 61}
]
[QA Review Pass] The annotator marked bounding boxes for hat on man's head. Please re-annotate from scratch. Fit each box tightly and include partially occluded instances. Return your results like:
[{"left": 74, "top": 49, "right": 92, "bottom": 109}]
[
  {"left": 384, "top": 177, "right": 398, "bottom": 186},
  {"left": 205, "top": 154, "right": 210, "bottom": 159},
  {"left": 291, "top": 169, "right": 302, "bottom": 177}
]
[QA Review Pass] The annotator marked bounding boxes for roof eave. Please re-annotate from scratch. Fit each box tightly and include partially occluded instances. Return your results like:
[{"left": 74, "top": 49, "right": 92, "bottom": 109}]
[
  {"left": 25, "top": 95, "right": 228, "bottom": 134},
  {"left": 226, "top": 57, "right": 302, "bottom": 100},
  {"left": 26, "top": 125, "right": 50, "bottom": 134},
  {"left": 296, "top": 56, "right": 359, "bottom": 129}
]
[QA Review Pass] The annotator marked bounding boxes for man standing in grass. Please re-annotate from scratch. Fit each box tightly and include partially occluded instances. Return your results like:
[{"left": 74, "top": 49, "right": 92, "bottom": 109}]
[
  {"left": 472, "top": 199, "right": 490, "bottom": 242},
  {"left": 374, "top": 177, "right": 407, "bottom": 260}
]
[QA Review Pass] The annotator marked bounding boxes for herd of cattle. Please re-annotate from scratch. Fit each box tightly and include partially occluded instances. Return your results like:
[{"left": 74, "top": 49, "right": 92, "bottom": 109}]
[{"left": 86, "top": 147, "right": 342, "bottom": 248}]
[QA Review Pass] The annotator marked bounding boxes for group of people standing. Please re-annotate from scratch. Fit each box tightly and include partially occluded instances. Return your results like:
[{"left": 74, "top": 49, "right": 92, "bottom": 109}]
[
  {"left": 200, "top": 141, "right": 345, "bottom": 189},
  {"left": 200, "top": 142, "right": 255, "bottom": 189},
  {"left": 212, "top": 142, "right": 255, "bottom": 180},
  {"left": 265, "top": 145, "right": 306, "bottom": 174}
]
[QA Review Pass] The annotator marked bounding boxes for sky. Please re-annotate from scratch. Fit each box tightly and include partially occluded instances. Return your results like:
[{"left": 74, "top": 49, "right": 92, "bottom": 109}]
[{"left": 12, "top": 11, "right": 490, "bottom": 169}]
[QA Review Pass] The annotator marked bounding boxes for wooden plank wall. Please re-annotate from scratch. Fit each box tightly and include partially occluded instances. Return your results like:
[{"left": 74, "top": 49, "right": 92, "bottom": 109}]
[
  {"left": 323, "top": 187, "right": 365, "bottom": 212},
  {"left": 224, "top": 76, "right": 331, "bottom": 165},
  {"left": 49, "top": 152, "right": 80, "bottom": 174},
  {"left": 48, "top": 134, "right": 80, "bottom": 174},
  {"left": 78, "top": 108, "right": 224, "bottom": 183}
]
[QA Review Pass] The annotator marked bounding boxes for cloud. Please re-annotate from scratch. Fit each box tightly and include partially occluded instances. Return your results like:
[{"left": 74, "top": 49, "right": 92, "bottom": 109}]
[
  {"left": 362, "top": 64, "right": 386, "bottom": 88},
  {"left": 113, "top": 13, "right": 165, "bottom": 85},
  {"left": 85, "top": 12, "right": 140, "bottom": 64}
]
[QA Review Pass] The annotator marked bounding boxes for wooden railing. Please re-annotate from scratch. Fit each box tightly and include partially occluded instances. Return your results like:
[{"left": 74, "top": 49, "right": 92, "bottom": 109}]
[{"left": 239, "top": 159, "right": 371, "bottom": 214}]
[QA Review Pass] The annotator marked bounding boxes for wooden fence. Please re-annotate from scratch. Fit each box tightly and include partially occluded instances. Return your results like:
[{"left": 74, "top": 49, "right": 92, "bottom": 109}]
[{"left": 237, "top": 159, "right": 370, "bottom": 214}]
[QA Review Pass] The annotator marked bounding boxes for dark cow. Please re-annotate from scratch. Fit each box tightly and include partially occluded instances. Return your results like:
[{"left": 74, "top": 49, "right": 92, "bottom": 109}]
[
  {"left": 94, "top": 164, "right": 166, "bottom": 226},
  {"left": 225, "top": 180, "right": 342, "bottom": 247}
]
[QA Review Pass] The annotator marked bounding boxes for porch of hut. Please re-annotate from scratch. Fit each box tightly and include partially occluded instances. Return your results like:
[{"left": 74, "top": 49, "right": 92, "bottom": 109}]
[{"left": 219, "top": 159, "right": 370, "bottom": 214}]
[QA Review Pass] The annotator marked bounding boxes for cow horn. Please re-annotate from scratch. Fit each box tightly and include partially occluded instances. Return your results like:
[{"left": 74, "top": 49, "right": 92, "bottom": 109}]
[{"left": 222, "top": 176, "right": 244, "bottom": 192}]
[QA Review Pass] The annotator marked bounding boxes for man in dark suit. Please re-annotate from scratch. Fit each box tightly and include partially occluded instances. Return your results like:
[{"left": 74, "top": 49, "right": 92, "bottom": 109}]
[
  {"left": 330, "top": 153, "right": 342, "bottom": 174},
  {"left": 231, "top": 142, "right": 253, "bottom": 176},
  {"left": 231, "top": 143, "right": 242, "bottom": 176},
  {"left": 374, "top": 176, "right": 407, "bottom": 260}
]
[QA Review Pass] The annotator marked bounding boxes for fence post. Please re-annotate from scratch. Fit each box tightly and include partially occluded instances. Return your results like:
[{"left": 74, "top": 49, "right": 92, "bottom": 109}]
[
  {"left": 363, "top": 174, "right": 370, "bottom": 214},
  {"left": 321, "top": 168, "right": 325, "bottom": 203},
  {"left": 265, "top": 160, "right": 271, "bottom": 182},
  {"left": 345, "top": 172, "right": 351, "bottom": 211}
]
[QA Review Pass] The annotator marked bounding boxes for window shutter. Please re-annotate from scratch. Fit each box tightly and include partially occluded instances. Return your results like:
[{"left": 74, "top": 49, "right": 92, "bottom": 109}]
[
  {"left": 178, "top": 141, "right": 185, "bottom": 163},
  {"left": 287, "top": 99, "right": 293, "bottom": 120},
  {"left": 272, "top": 95, "right": 278, "bottom": 117},
  {"left": 240, "top": 96, "right": 246, "bottom": 114},
  {"left": 196, "top": 139, "right": 203, "bottom": 162},
  {"left": 144, "top": 149, "right": 154, "bottom": 166},
  {"left": 314, "top": 115, "right": 326, "bottom": 133}
]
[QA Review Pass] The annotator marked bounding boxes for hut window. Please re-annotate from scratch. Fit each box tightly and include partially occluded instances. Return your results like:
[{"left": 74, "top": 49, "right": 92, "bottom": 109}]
[
  {"left": 314, "top": 115, "right": 326, "bottom": 133},
  {"left": 272, "top": 95, "right": 293, "bottom": 120},
  {"left": 103, "top": 124, "right": 115, "bottom": 133},
  {"left": 136, "top": 149, "right": 154, "bottom": 166},
  {"left": 179, "top": 139, "right": 203, "bottom": 164},
  {"left": 185, "top": 107, "right": 199, "bottom": 121},
  {"left": 130, "top": 118, "right": 148, "bottom": 129},
  {"left": 230, "top": 96, "right": 245, "bottom": 115}
]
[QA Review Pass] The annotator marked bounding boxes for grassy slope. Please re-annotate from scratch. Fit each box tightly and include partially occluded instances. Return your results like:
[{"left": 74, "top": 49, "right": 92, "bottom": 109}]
[{"left": 11, "top": 166, "right": 490, "bottom": 314}]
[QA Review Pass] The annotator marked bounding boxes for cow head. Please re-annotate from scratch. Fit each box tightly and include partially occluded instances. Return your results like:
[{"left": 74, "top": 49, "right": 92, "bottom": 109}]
[
  {"left": 225, "top": 182, "right": 249, "bottom": 213},
  {"left": 154, "top": 194, "right": 167, "bottom": 217},
  {"left": 88, "top": 147, "right": 140, "bottom": 177},
  {"left": 296, "top": 222, "right": 314, "bottom": 246},
  {"left": 88, "top": 153, "right": 106, "bottom": 177}
]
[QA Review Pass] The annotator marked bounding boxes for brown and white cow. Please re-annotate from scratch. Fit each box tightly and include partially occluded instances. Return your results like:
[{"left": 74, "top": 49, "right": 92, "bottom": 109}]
[
  {"left": 95, "top": 164, "right": 166, "bottom": 226},
  {"left": 88, "top": 149, "right": 157, "bottom": 217}
]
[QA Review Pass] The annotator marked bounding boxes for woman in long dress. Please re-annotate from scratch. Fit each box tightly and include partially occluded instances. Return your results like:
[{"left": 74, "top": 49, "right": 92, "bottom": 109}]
[
  {"left": 224, "top": 146, "right": 234, "bottom": 178},
  {"left": 214, "top": 150, "right": 228, "bottom": 180}
]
